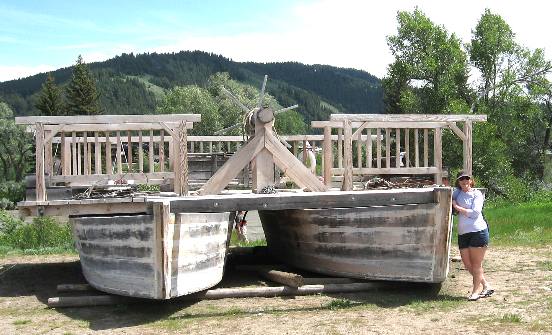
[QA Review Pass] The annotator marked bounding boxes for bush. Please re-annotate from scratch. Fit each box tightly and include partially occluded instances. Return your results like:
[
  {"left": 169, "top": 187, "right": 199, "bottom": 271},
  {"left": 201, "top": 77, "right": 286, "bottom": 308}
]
[
  {"left": 0, "top": 211, "right": 75, "bottom": 254},
  {"left": 0, "top": 181, "right": 25, "bottom": 209}
]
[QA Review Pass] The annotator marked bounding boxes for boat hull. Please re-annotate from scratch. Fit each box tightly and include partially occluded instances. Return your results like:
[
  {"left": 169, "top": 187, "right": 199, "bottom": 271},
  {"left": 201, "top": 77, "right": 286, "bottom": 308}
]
[
  {"left": 259, "top": 188, "right": 452, "bottom": 283},
  {"left": 71, "top": 210, "right": 233, "bottom": 299}
]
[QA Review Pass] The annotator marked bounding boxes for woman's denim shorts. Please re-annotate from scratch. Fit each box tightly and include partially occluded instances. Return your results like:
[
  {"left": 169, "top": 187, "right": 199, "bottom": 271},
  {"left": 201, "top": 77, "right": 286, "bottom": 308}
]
[{"left": 458, "top": 228, "right": 489, "bottom": 249}]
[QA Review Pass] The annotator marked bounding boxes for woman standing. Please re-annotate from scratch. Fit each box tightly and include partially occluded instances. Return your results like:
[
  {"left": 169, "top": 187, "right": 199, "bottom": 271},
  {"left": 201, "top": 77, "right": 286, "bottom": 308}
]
[{"left": 452, "top": 170, "right": 494, "bottom": 301}]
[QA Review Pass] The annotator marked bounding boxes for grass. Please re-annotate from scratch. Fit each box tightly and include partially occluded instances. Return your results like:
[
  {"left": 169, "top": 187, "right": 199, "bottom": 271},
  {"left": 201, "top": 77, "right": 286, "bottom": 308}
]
[
  {"left": 0, "top": 211, "right": 75, "bottom": 256},
  {"left": 500, "top": 313, "right": 522, "bottom": 323},
  {"left": 229, "top": 229, "right": 267, "bottom": 247},
  {"left": 452, "top": 197, "right": 552, "bottom": 247}
]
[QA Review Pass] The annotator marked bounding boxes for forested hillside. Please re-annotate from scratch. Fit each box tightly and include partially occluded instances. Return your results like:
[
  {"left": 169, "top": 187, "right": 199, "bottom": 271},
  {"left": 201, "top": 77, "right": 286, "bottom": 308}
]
[{"left": 0, "top": 51, "right": 383, "bottom": 123}]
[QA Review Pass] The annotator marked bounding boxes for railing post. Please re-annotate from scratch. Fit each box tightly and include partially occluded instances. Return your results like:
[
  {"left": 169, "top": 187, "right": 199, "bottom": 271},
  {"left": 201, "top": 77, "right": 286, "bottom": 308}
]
[
  {"left": 463, "top": 121, "right": 473, "bottom": 175},
  {"left": 341, "top": 120, "right": 353, "bottom": 191},
  {"left": 323, "top": 126, "right": 332, "bottom": 186},
  {"left": 35, "top": 122, "right": 46, "bottom": 202}
]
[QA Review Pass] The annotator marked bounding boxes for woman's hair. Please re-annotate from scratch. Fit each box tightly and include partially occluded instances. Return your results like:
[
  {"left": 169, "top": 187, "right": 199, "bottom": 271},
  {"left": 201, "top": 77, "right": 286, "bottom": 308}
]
[{"left": 455, "top": 177, "right": 476, "bottom": 189}]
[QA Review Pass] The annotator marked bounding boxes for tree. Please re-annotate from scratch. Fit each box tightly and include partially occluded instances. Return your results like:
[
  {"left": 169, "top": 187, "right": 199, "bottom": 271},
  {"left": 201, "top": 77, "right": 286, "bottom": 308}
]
[
  {"left": 156, "top": 85, "right": 220, "bottom": 135},
  {"left": 0, "top": 102, "right": 33, "bottom": 182},
  {"left": 35, "top": 73, "right": 65, "bottom": 116},
  {"left": 469, "top": 9, "right": 516, "bottom": 104},
  {"left": 383, "top": 9, "right": 471, "bottom": 115},
  {"left": 65, "top": 55, "right": 102, "bottom": 115}
]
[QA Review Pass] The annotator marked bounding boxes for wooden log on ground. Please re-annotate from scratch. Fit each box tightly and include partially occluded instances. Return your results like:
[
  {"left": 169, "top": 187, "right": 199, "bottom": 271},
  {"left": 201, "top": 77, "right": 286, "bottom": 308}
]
[
  {"left": 48, "top": 295, "right": 130, "bottom": 308},
  {"left": 48, "top": 283, "right": 378, "bottom": 307},
  {"left": 236, "top": 265, "right": 304, "bottom": 287}
]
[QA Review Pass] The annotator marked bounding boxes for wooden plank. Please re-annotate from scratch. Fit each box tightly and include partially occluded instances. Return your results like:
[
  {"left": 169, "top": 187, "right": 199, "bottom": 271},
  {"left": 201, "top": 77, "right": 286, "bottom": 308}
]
[
  {"left": 94, "top": 132, "right": 101, "bottom": 174},
  {"left": 35, "top": 123, "right": 46, "bottom": 201},
  {"left": 434, "top": 127, "right": 442, "bottom": 184},
  {"left": 159, "top": 130, "right": 165, "bottom": 172},
  {"left": 463, "top": 121, "right": 473, "bottom": 175},
  {"left": 48, "top": 172, "right": 174, "bottom": 184},
  {"left": 77, "top": 143, "right": 81, "bottom": 175},
  {"left": 18, "top": 199, "right": 148, "bottom": 217},
  {"left": 330, "top": 114, "right": 488, "bottom": 122},
  {"left": 405, "top": 128, "right": 410, "bottom": 168},
  {"left": 447, "top": 122, "right": 467, "bottom": 141},
  {"left": 116, "top": 131, "right": 122, "bottom": 174},
  {"left": 169, "top": 188, "right": 437, "bottom": 213},
  {"left": 43, "top": 122, "right": 193, "bottom": 133},
  {"left": 423, "top": 129, "right": 429, "bottom": 167},
  {"left": 302, "top": 140, "right": 307, "bottom": 164},
  {"left": 83, "top": 132, "right": 88, "bottom": 175},
  {"left": 414, "top": 129, "right": 419, "bottom": 168},
  {"left": 351, "top": 121, "right": 369, "bottom": 139},
  {"left": 366, "top": 128, "right": 372, "bottom": 168},
  {"left": 431, "top": 187, "right": 453, "bottom": 282},
  {"left": 265, "top": 133, "right": 327, "bottom": 192},
  {"left": 337, "top": 128, "right": 343, "bottom": 168},
  {"left": 323, "top": 126, "right": 332, "bottom": 186},
  {"left": 87, "top": 142, "right": 92, "bottom": 174},
  {"left": 149, "top": 130, "right": 154, "bottom": 173},
  {"left": 127, "top": 132, "right": 133, "bottom": 173},
  {"left": 356, "top": 131, "right": 362, "bottom": 169},
  {"left": 72, "top": 132, "right": 77, "bottom": 175},
  {"left": 174, "top": 121, "right": 188, "bottom": 196},
  {"left": 152, "top": 202, "right": 165, "bottom": 299},
  {"left": 376, "top": 128, "right": 381, "bottom": 168},
  {"left": 331, "top": 167, "right": 439, "bottom": 175},
  {"left": 44, "top": 130, "right": 52, "bottom": 179},
  {"left": 138, "top": 131, "right": 144, "bottom": 173},
  {"left": 200, "top": 135, "right": 265, "bottom": 195},
  {"left": 395, "top": 128, "right": 401, "bottom": 168},
  {"left": 385, "top": 128, "right": 391, "bottom": 168},
  {"left": 341, "top": 120, "right": 353, "bottom": 191},
  {"left": 161, "top": 201, "right": 173, "bottom": 299},
  {"left": 16, "top": 114, "right": 201, "bottom": 125},
  {"left": 61, "top": 132, "right": 67, "bottom": 175},
  {"left": 105, "top": 132, "right": 112, "bottom": 175}
]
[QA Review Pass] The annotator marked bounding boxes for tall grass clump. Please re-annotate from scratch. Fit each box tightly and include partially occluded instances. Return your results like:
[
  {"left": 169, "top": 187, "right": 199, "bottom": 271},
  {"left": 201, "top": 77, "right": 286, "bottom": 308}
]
[{"left": 0, "top": 210, "right": 75, "bottom": 255}]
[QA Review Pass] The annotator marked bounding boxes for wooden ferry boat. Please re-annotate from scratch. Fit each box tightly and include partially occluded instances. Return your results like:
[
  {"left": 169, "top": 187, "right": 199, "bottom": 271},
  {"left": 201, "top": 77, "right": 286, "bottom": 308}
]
[{"left": 16, "top": 108, "right": 486, "bottom": 299}]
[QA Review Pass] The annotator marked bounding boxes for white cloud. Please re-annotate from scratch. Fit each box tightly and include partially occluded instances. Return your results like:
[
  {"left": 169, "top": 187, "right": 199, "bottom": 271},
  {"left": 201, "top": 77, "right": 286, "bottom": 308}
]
[{"left": 0, "top": 64, "right": 57, "bottom": 82}]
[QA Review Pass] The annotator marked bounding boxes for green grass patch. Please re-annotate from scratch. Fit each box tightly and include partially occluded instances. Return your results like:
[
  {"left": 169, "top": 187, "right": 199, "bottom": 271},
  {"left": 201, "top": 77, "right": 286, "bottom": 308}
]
[
  {"left": 229, "top": 230, "right": 267, "bottom": 247},
  {"left": 500, "top": 313, "right": 522, "bottom": 323},
  {"left": 452, "top": 198, "right": 552, "bottom": 247},
  {"left": 406, "top": 297, "right": 465, "bottom": 313},
  {"left": 326, "top": 298, "right": 358, "bottom": 310},
  {"left": 537, "top": 261, "right": 552, "bottom": 271},
  {"left": 0, "top": 211, "right": 75, "bottom": 256},
  {"left": 12, "top": 319, "right": 31, "bottom": 325}
]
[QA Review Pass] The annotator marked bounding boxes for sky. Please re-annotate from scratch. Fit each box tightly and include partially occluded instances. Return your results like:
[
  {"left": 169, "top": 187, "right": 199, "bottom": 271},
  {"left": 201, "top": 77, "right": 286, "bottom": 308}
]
[{"left": 1, "top": 0, "right": 551, "bottom": 83}]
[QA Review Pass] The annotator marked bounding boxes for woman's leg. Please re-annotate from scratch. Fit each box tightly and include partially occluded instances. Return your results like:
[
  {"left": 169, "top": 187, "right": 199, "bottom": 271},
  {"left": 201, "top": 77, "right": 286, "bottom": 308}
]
[
  {"left": 468, "top": 246, "right": 487, "bottom": 295},
  {"left": 459, "top": 248, "right": 472, "bottom": 274}
]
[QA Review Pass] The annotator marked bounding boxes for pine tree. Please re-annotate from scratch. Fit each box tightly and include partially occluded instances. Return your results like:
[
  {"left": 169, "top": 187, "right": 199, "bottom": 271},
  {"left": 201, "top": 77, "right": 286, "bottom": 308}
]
[
  {"left": 65, "top": 55, "right": 102, "bottom": 115},
  {"left": 35, "top": 73, "right": 65, "bottom": 116}
]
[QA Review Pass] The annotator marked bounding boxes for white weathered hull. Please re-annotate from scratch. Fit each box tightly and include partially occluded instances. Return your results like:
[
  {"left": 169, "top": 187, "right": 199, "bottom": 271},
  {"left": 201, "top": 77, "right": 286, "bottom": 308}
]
[
  {"left": 71, "top": 210, "right": 233, "bottom": 299},
  {"left": 259, "top": 188, "right": 452, "bottom": 283}
]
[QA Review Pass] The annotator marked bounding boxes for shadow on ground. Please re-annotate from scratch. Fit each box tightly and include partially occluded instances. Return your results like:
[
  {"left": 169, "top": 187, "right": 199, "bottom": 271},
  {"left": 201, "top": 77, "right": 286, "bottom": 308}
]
[{"left": 0, "top": 256, "right": 463, "bottom": 331}]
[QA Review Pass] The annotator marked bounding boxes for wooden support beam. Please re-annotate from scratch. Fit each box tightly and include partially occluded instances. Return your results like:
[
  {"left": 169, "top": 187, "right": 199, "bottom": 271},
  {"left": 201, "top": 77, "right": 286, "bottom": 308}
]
[
  {"left": 200, "top": 135, "right": 265, "bottom": 195},
  {"left": 341, "top": 120, "right": 353, "bottom": 191},
  {"left": 265, "top": 133, "right": 327, "bottom": 192},
  {"left": 35, "top": 122, "right": 46, "bottom": 202},
  {"left": 446, "top": 122, "right": 467, "bottom": 142},
  {"left": 169, "top": 188, "right": 436, "bottom": 213},
  {"left": 330, "top": 113, "right": 487, "bottom": 122},
  {"left": 16, "top": 114, "right": 201, "bottom": 125},
  {"left": 323, "top": 126, "right": 332, "bottom": 186},
  {"left": 434, "top": 127, "right": 443, "bottom": 184},
  {"left": 463, "top": 121, "right": 473, "bottom": 175}
]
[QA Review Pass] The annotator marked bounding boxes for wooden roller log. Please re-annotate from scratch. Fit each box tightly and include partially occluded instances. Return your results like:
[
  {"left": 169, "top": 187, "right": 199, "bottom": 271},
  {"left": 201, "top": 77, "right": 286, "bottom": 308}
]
[
  {"left": 47, "top": 283, "right": 377, "bottom": 308},
  {"left": 235, "top": 265, "right": 304, "bottom": 287}
]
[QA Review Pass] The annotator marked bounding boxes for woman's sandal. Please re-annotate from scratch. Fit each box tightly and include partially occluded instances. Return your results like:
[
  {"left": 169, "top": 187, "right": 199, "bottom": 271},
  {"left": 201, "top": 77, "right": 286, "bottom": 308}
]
[
  {"left": 479, "top": 288, "right": 495, "bottom": 298},
  {"left": 468, "top": 293, "right": 480, "bottom": 301}
]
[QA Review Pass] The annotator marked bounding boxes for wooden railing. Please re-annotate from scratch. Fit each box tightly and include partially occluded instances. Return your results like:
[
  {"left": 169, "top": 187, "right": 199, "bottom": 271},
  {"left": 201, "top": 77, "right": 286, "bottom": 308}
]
[
  {"left": 312, "top": 114, "right": 487, "bottom": 190},
  {"left": 16, "top": 113, "right": 487, "bottom": 200},
  {"left": 16, "top": 114, "right": 200, "bottom": 201}
]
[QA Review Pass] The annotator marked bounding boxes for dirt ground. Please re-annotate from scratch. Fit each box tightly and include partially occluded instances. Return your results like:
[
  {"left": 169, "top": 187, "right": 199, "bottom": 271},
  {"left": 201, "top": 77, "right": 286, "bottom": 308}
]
[{"left": 0, "top": 246, "right": 550, "bottom": 335}]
